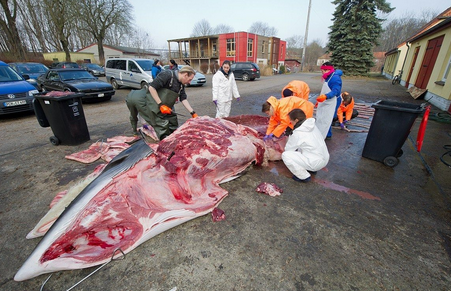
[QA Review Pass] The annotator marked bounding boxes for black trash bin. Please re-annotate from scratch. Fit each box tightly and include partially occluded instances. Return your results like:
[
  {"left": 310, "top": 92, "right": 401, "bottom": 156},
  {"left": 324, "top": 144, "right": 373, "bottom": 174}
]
[
  {"left": 362, "top": 100, "right": 424, "bottom": 167},
  {"left": 32, "top": 98, "right": 50, "bottom": 128},
  {"left": 34, "top": 93, "right": 90, "bottom": 146}
]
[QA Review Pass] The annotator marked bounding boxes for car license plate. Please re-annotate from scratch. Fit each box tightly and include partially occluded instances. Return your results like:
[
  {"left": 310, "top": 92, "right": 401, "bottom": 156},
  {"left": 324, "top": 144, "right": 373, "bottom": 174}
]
[
  {"left": 4, "top": 100, "right": 27, "bottom": 107},
  {"left": 98, "top": 93, "right": 104, "bottom": 97}
]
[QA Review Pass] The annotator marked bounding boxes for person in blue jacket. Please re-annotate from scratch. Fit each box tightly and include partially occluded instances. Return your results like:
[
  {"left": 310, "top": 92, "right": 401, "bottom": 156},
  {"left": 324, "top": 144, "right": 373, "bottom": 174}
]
[
  {"left": 315, "top": 62, "right": 343, "bottom": 139},
  {"left": 151, "top": 59, "right": 162, "bottom": 79}
]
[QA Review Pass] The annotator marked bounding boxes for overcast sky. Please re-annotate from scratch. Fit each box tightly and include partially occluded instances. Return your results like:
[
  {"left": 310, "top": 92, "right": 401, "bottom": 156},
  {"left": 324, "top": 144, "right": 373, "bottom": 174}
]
[{"left": 130, "top": 0, "right": 450, "bottom": 49}]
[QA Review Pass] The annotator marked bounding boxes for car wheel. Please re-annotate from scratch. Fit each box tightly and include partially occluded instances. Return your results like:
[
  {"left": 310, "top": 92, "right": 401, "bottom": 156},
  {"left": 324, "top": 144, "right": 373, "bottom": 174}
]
[
  {"left": 141, "top": 82, "right": 149, "bottom": 91},
  {"left": 242, "top": 73, "right": 249, "bottom": 81},
  {"left": 111, "top": 79, "right": 119, "bottom": 90}
]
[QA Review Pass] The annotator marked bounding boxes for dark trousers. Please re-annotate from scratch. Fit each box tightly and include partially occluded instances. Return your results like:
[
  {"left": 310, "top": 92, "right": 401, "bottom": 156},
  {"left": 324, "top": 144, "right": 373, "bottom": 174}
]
[{"left": 333, "top": 109, "right": 359, "bottom": 123}]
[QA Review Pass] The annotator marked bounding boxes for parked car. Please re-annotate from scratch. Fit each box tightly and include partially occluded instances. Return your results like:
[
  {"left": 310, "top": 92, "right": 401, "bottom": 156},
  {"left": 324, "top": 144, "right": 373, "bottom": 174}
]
[
  {"left": 37, "top": 68, "right": 114, "bottom": 102},
  {"left": 162, "top": 64, "right": 206, "bottom": 86},
  {"left": 105, "top": 58, "right": 154, "bottom": 90},
  {"left": 80, "top": 63, "right": 105, "bottom": 77},
  {"left": 231, "top": 62, "right": 260, "bottom": 81},
  {"left": 9, "top": 62, "right": 49, "bottom": 90},
  {"left": 53, "top": 62, "right": 80, "bottom": 69},
  {"left": 0, "top": 61, "right": 39, "bottom": 115}
]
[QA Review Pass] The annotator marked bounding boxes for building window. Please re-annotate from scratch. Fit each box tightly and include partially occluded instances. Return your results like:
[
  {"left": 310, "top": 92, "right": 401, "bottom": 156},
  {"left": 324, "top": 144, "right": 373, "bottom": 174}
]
[
  {"left": 226, "top": 38, "right": 235, "bottom": 57},
  {"left": 442, "top": 55, "right": 451, "bottom": 82},
  {"left": 248, "top": 38, "right": 253, "bottom": 57},
  {"left": 262, "top": 41, "right": 265, "bottom": 53}
]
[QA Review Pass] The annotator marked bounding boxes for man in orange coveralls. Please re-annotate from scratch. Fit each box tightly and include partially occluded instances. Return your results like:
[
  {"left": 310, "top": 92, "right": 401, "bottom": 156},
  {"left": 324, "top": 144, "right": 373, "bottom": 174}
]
[
  {"left": 281, "top": 80, "right": 310, "bottom": 100},
  {"left": 335, "top": 92, "right": 359, "bottom": 129},
  {"left": 261, "top": 96, "right": 314, "bottom": 141}
]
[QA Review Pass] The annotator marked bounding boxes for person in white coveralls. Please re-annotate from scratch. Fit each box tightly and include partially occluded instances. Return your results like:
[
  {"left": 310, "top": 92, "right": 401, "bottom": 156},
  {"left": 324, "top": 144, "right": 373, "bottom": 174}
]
[
  {"left": 282, "top": 108, "right": 330, "bottom": 183},
  {"left": 212, "top": 60, "right": 240, "bottom": 118}
]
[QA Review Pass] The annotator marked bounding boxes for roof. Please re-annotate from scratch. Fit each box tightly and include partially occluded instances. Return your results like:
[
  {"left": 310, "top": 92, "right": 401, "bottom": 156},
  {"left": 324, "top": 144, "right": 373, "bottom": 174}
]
[
  {"left": 78, "top": 43, "right": 159, "bottom": 56},
  {"left": 168, "top": 34, "right": 219, "bottom": 42},
  {"left": 284, "top": 59, "right": 301, "bottom": 64},
  {"left": 405, "top": 7, "right": 451, "bottom": 43},
  {"left": 407, "top": 16, "right": 451, "bottom": 43},
  {"left": 318, "top": 53, "right": 332, "bottom": 59},
  {"left": 373, "top": 52, "right": 386, "bottom": 59}
]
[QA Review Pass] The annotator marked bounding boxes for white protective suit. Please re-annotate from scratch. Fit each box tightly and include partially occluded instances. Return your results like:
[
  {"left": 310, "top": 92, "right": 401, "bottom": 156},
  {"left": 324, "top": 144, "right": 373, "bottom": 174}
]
[
  {"left": 212, "top": 70, "right": 240, "bottom": 118},
  {"left": 282, "top": 118, "right": 330, "bottom": 180},
  {"left": 316, "top": 81, "right": 337, "bottom": 139}
]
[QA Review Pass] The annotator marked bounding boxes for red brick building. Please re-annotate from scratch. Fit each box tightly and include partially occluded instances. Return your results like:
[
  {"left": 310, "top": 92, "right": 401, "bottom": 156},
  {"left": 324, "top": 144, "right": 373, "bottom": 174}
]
[{"left": 168, "top": 32, "right": 286, "bottom": 73}]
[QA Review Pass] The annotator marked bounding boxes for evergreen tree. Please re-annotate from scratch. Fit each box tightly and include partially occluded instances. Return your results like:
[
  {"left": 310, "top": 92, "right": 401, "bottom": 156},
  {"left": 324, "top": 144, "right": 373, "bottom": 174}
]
[{"left": 328, "top": 0, "right": 393, "bottom": 76}]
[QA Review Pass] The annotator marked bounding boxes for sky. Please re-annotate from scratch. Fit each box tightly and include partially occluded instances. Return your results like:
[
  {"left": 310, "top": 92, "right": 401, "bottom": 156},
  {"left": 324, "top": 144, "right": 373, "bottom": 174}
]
[{"left": 130, "top": 0, "right": 450, "bottom": 49}]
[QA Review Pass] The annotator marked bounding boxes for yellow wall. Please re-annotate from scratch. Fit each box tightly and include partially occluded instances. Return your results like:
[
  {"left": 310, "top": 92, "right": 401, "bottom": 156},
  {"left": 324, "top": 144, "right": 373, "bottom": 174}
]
[
  {"left": 42, "top": 52, "right": 94, "bottom": 63},
  {"left": 405, "top": 29, "right": 451, "bottom": 103}
]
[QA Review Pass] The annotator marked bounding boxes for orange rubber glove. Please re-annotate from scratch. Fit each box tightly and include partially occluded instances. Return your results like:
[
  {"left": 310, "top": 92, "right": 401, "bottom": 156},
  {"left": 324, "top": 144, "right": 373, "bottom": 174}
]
[
  {"left": 316, "top": 94, "right": 327, "bottom": 103},
  {"left": 159, "top": 104, "right": 172, "bottom": 114},
  {"left": 191, "top": 111, "right": 198, "bottom": 118}
]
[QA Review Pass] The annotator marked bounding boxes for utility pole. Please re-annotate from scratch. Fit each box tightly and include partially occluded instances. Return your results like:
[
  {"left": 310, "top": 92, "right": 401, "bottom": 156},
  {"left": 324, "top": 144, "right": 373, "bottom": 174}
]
[{"left": 301, "top": 0, "right": 312, "bottom": 72}]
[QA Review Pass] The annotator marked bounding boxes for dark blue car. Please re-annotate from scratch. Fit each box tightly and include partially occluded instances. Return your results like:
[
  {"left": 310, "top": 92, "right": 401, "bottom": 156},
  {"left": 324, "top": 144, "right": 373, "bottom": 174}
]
[
  {"left": 0, "top": 61, "right": 39, "bottom": 115},
  {"left": 9, "top": 62, "right": 49, "bottom": 90}
]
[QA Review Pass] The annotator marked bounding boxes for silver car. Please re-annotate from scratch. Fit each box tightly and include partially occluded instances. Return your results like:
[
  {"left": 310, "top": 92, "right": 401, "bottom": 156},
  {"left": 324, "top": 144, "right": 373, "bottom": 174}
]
[{"left": 162, "top": 65, "right": 206, "bottom": 86}]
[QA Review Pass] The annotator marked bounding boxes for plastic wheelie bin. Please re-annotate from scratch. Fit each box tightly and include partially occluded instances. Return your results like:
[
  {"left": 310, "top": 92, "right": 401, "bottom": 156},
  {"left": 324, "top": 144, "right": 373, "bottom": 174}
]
[
  {"left": 362, "top": 100, "right": 424, "bottom": 167},
  {"left": 34, "top": 92, "right": 90, "bottom": 146}
]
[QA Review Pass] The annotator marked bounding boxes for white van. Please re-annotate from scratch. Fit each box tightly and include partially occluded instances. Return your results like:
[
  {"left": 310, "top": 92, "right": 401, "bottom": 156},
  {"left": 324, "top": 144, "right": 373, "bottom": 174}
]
[{"left": 105, "top": 58, "right": 154, "bottom": 90}]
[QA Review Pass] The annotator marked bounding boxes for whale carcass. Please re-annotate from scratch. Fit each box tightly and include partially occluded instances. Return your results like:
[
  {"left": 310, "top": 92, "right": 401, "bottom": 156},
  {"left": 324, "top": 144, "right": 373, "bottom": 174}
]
[{"left": 15, "top": 116, "right": 267, "bottom": 281}]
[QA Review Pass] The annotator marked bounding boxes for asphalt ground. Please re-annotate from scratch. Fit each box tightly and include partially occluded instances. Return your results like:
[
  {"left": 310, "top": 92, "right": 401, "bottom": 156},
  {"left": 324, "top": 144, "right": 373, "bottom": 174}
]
[{"left": 1, "top": 72, "right": 450, "bottom": 290}]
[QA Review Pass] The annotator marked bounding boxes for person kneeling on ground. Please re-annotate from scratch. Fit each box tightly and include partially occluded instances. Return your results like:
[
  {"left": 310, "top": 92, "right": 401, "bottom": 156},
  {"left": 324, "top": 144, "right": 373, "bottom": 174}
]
[
  {"left": 334, "top": 91, "right": 359, "bottom": 129},
  {"left": 282, "top": 109, "right": 330, "bottom": 183}
]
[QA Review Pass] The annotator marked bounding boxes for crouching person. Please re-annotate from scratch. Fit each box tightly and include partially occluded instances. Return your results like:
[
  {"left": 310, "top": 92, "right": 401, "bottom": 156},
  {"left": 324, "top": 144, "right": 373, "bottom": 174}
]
[{"left": 282, "top": 109, "right": 330, "bottom": 183}]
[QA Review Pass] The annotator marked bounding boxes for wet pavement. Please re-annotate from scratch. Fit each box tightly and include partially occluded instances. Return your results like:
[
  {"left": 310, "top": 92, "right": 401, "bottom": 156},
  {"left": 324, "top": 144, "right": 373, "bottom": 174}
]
[{"left": 1, "top": 72, "right": 450, "bottom": 290}]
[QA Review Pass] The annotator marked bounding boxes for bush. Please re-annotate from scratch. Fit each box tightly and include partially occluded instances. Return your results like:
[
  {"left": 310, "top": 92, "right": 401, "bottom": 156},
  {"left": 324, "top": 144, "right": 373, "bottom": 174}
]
[
  {"left": 200, "top": 63, "right": 209, "bottom": 74},
  {"left": 261, "top": 65, "right": 273, "bottom": 76},
  {"left": 279, "top": 65, "right": 285, "bottom": 74}
]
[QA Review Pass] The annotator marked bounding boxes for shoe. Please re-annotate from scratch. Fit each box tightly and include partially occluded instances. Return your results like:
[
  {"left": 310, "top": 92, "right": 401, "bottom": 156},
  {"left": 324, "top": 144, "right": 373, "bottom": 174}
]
[
  {"left": 308, "top": 170, "right": 317, "bottom": 175},
  {"left": 292, "top": 175, "right": 311, "bottom": 183}
]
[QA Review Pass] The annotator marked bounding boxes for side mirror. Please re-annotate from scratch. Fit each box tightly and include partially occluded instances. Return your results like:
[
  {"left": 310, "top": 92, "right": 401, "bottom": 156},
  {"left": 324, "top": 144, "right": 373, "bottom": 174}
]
[{"left": 22, "top": 74, "right": 30, "bottom": 80}]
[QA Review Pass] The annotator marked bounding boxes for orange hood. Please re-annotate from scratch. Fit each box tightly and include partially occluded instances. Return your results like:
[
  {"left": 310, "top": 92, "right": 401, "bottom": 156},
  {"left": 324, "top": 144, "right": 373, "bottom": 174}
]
[{"left": 281, "top": 80, "right": 310, "bottom": 100}]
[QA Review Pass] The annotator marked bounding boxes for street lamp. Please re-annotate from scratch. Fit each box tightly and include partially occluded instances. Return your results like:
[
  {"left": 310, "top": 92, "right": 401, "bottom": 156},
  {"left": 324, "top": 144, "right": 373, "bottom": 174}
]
[{"left": 301, "top": 0, "right": 312, "bottom": 72}]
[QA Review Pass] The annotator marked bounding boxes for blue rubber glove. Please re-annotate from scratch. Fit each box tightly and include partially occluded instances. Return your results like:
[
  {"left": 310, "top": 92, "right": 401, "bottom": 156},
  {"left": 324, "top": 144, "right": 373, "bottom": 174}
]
[
  {"left": 343, "top": 120, "right": 348, "bottom": 124},
  {"left": 236, "top": 97, "right": 240, "bottom": 102},
  {"left": 213, "top": 100, "right": 217, "bottom": 106},
  {"left": 340, "top": 123, "right": 345, "bottom": 129},
  {"left": 263, "top": 133, "right": 274, "bottom": 141}
]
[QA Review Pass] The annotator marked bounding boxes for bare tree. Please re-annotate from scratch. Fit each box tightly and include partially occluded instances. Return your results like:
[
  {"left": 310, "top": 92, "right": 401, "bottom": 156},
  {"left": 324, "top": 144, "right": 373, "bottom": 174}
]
[
  {"left": 0, "top": 0, "right": 27, "bottom": 59},
  {"left": 286, "top": 35, "right": 304, "bottom": 49},
  {"left": 127, "top": 27, "right": 154, "bottom": 52},
  {"left": 286, "top": 35, "right": 304, "bottom": 59},
  {"left": 377, "top": 10, "right": 437, "bottom": 51},
  {"left": 42, "top": 0, "right": 78, "bottom": 61},
  {"left": 248, "top": 21, "right": 278, "bottom": 36},
  {"left": 104, "top": 23, "right": 130, "bottom": 47},
  {"left": 191, "top": 19, "right": 213, "bottom": 37},
  {"left": 304, "top": 39, "right": 324, "bottom": 71},
  {"left": 214, "top": 24, "right": 233, "bottom": 34},
  {"left": 78, "top": 0, "right": 133, "bottom": 64}
]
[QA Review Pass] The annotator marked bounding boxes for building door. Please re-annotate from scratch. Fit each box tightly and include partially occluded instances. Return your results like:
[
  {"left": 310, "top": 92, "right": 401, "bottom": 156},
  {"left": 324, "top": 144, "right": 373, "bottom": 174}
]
[
  {"left": 415, "top": 35, "right": 444, "bottom": 89},
  {"left": 406, "top": 46, "right": 420, "bottom": 88}
]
